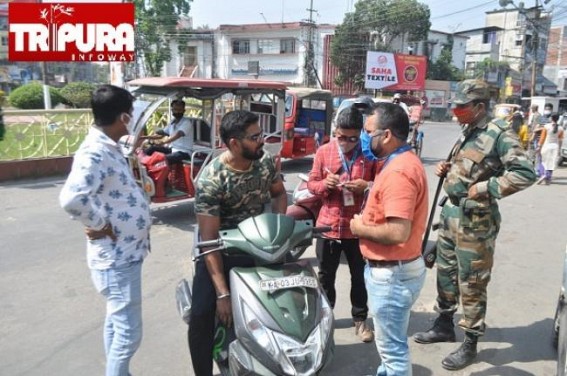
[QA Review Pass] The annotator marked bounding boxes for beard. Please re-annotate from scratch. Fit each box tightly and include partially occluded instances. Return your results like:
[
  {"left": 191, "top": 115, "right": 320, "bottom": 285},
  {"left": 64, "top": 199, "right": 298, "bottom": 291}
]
[
  {"left": 371, "top": 138, "right": 384, "bottom": 159},
  {"left": 242, "top": 144, "right": 265, "bottom": 160}
]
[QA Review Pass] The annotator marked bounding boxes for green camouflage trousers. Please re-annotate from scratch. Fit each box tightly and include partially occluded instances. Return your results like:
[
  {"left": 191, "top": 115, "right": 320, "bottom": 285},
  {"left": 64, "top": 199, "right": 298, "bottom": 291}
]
[{"left": 435, "top": 198, "right": 501, "bottom": 336}]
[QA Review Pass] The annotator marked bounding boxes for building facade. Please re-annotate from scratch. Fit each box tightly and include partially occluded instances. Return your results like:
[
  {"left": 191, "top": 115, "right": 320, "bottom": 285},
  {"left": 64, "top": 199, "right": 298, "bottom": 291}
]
[
  {"left": 544, "top": 25, "right": 567, "bottom": 96},
  {"left": 163, "top": 22, "right": 334, "bottom": 86}
]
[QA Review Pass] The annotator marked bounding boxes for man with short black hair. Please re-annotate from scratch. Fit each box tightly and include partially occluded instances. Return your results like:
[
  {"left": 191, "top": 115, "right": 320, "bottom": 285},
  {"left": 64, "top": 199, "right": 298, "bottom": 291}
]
[
  {"left": 308, "top": 106, "right": 376, "bottom": 343},
  {"left": 143, "top": 99, "right": 194, "bottom": 163},
  {"left": 188, "top": 110, "right": 287, "bottom": 376},
  {"left": 351, "top": 101, "right": 428, "bottom": 376},
  {"left": 60, "top": 85, "right": 151, "bottom": 376}
]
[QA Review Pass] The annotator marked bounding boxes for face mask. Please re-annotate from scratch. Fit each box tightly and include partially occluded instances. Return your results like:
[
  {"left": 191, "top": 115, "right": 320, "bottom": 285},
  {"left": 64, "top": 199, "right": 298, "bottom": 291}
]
[
  {"left": 544, "top": 110, "right": 552, "bottom": 116},
  {"left": 122, "top": 113, "right": 135, "bottom": 135},
  {"left": 453, "top": 104, "right": 478, "bottom": 125},
  {"left": 360, "top": 131, "right": 378, "bottom": 161}
]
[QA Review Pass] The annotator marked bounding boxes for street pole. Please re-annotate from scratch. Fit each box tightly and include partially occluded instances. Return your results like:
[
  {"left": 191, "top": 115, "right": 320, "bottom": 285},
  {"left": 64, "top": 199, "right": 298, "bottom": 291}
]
[
  {"left": 530, "top": 0, "right": 540, "bottom": 97},
  {"left": 39, "top": 0, "right": 51, "bottom": 109},
  {"left": 41, "top": 62, "right": 51, "bottom": 110}
]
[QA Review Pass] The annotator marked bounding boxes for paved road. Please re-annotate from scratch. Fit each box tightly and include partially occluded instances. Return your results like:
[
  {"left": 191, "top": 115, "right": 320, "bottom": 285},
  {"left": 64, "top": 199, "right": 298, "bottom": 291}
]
[{"left": 1, "top": 121, "right": 566, "bottom": 376}]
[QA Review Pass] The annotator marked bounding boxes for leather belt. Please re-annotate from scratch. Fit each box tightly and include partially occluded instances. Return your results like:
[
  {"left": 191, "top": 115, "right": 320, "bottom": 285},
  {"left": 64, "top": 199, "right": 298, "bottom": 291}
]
[{"left": 367, "top": 255, "right": 421, "bottom": 268}]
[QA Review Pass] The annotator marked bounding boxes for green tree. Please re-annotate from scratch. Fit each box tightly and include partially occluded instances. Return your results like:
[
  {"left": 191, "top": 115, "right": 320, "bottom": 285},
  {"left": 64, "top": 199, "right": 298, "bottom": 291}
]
[
  {"left": 472, "top": 58, "right": 509, "bottom": 80},
  {"left": 8, "top": 83, "right": 64, "bottom": 109},
  {"left": 134, "top": 0, "right": 192, "bottom": 77},
  {"left": 60, "top": 82, "right": 97, "bottom": 108},
  {"left": 427, "top": 36, "right": 464, "bottom": 81},
  {"left": 331, "top": 0, "right": 431, "bottom": 86}
]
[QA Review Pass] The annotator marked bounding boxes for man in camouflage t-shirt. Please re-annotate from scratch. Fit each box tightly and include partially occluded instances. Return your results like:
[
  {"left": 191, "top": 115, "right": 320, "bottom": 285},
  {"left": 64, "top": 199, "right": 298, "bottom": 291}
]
[
  {"left": 188, "top": 110, "right": 287, "bottom": 376},
  {"left": 413, "top": 80, "right": 536, "bottom": 371}
]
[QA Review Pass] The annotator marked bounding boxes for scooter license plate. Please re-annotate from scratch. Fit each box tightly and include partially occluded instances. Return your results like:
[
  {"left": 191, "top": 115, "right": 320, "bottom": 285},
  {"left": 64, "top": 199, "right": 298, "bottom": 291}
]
[{"left": 259, "top": 276, "right": 318, "bottom": 292}]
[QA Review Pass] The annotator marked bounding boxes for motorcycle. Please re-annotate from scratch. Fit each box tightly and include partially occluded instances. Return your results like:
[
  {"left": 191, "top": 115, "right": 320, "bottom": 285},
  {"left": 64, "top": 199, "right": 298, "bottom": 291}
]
[
  {"left": 183, "top": 213, "right": 334, "bottom": 376},
  {"left": 285, "top": 173, "right": 322, "bottom": 261}
]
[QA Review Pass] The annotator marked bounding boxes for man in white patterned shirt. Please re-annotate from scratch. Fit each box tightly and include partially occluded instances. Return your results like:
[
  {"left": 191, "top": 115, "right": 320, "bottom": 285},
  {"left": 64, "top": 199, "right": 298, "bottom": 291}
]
[{"left": 60, "top": 85, "right": 151, "bottom": 376}]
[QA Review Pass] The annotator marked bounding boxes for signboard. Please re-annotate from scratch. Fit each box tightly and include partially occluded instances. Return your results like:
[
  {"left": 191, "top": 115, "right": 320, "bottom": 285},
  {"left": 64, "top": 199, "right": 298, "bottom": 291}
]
[
  {"left": 425, "top": 90, "right": 446, "bottom": 108},
  {"left": 365, "top": 52, "right": 398, "bottom": 90},
  {"left": 9, "top": 2, "right": 135, "bottom": 62},
  {"left": 365, "top": 51, "right": 427, "bottom": 91}
]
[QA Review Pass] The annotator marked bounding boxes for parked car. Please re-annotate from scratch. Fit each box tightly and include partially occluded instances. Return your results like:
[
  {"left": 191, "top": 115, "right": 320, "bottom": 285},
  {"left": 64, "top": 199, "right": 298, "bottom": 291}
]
[
  {"left": 559, "top": 143, "right": 567, "bottom": 167},
  {"left": 331, "top": 96, "right": 390, "bottom": 134}
]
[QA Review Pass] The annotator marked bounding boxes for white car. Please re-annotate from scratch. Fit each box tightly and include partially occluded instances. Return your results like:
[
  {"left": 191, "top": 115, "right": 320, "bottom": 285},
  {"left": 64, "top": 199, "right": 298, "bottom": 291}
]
[{"left": 332, "top": 97, "right": 392, "bottom": 134}]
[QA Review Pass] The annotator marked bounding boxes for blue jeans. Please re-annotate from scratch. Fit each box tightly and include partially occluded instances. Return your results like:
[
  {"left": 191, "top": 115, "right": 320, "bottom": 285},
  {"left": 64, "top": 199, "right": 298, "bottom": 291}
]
[
  {"left": 91, "top": 261, "right": 143, "bottom": 376},
  {"left": 365, "top": 258, "right": 426, "bottom": 376}
]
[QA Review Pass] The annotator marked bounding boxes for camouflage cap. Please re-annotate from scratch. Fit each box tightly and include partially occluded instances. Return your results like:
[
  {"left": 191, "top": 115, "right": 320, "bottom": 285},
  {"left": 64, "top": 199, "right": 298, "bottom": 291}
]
[{"left": 450, "top": 79, "right": 490, "bottom": 105}]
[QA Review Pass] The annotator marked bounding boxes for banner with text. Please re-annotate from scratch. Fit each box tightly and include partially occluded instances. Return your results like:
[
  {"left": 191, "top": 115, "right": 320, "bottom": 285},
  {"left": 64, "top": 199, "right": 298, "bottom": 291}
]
[{"left": 365, "top": 52, "right": 427, "bottom": 91}]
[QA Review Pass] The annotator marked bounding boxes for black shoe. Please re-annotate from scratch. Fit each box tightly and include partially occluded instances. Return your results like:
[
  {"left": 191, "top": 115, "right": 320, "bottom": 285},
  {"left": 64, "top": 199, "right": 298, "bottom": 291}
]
[
  {"left": 441, "top": 336, "right": 478, "bottom": 371},
  {"left": 414, "top": 315, "right": 456, "bottom": 344}
]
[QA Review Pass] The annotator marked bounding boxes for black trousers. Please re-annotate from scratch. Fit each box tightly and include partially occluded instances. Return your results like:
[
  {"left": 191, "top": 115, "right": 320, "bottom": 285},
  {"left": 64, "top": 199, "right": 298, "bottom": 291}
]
[
  {"left": 316, "top": 238, "right": 369, "bottom": 321},
  {"left": 188, "top": 256, "right": 254, "bottom": 376},
  {"left": 145, "top": 145, "right": 190, "bottom": 164}
]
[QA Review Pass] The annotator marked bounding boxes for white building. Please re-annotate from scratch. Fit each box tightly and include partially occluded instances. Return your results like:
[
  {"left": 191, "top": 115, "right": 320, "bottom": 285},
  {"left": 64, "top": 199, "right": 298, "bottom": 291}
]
[
  {"left": 389, "top": 30, "right": 468, "bottom": 71},
  {"left": 161, "top": 22, "right": 335, "bottom": 86}
]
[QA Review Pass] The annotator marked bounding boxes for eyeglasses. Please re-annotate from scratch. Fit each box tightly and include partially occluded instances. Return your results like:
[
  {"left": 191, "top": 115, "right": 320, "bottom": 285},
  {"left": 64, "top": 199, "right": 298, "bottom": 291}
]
[
  {"left": 367, "top": 129, "right": 386, "bottom": 138},
  {"left": 242, "top": 131, "right": 264, "bottom": 143},
  {"left": 336, "top": 135, "right": 359, "bottom": 143}
]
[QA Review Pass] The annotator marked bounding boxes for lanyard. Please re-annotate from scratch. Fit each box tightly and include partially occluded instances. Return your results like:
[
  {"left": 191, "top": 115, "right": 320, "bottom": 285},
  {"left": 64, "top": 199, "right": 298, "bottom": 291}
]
[
  {"left": 382, "top": 144, "right": 412, "bottom": 168},
  {"left": 338, "top": 144, "right": 360, "bottom": 180}
]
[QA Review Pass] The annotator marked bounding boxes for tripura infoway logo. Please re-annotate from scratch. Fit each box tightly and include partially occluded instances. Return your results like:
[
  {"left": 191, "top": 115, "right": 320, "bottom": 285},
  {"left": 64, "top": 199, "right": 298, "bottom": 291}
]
[{"left": 8, "top": 2, "right": 135, "bottom": 62}]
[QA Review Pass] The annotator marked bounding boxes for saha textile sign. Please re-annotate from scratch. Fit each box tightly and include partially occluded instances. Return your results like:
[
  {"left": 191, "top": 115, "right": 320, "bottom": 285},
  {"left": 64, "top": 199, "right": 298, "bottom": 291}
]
[
  {"left": 9, "top": 2, "right": 135, "bottom": 62},
  {"left": 365, "top": 52, "right": 427, "bottom": 91}
]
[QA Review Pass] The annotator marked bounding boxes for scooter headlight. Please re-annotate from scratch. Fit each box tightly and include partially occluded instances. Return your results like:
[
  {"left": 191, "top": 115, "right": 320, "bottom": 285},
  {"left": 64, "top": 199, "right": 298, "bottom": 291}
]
[
  {"left": 241, "top": 301, "right": 278, "bottom": 358},
  {"left": 319, "top": 294, "right": 334, "bottom": 344}
]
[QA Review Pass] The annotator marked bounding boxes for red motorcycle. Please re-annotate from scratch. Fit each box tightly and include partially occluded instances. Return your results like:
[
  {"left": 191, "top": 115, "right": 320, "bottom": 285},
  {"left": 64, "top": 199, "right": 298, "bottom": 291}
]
[{"left": 286, "top": 173, "right": 322, "bottom": 261}]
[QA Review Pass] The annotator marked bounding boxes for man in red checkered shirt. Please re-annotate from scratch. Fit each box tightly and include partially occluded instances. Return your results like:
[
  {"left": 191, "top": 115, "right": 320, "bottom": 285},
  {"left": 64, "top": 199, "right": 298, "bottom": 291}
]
[{"left": 307, "top": 106, "right": 377, "bottom": 343}]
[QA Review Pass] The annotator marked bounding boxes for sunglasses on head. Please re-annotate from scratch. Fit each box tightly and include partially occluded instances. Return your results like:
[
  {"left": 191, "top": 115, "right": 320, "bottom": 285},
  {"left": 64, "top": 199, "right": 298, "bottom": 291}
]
[{"left": 336, "top": 135, "right": 359, "bottom": 143}]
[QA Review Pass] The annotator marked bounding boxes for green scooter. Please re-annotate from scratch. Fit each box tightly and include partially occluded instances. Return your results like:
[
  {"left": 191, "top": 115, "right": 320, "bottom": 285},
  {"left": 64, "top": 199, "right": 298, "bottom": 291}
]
[{"left": 185, "top": 213, "right": 335, "bottom": 376}]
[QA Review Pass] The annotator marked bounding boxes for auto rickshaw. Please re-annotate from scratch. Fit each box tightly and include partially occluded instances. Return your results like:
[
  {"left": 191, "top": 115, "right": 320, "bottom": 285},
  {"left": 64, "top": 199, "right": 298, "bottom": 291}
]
[
  {"left": 281, "top": 88, "right": 333, "bottom": 159},
  {"left": 123, "top": 77, "right": 287, "bottom": 204}
]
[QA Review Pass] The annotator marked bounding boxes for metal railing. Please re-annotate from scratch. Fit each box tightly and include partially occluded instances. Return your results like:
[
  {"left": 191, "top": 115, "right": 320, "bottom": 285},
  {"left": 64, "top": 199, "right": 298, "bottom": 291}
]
[{"left": 0, "top": 108, "right": 190, "bottom": 161}]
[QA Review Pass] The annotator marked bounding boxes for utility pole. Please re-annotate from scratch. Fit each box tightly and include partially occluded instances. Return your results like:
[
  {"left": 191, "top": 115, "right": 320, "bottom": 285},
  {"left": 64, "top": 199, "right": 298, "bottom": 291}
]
[
  {"left": 530, "top": 0, "right": 540, "bottom": 97},
  {"left": 303, "top": 0, "right": 317, "bottom": 87}
]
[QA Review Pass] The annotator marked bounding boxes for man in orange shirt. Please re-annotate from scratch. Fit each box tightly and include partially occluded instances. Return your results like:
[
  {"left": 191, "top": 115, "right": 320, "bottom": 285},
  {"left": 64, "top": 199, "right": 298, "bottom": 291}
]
[{"left": 351, "top": 102, "right": 429, "bottom": 376}]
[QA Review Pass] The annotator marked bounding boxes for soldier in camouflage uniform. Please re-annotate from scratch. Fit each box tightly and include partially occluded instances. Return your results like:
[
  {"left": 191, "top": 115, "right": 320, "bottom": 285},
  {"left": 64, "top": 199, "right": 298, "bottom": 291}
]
[
  {"left": 413, "top": 80, "right": 536, "bottom": 370},
  {"left": 188, "top": 110, "right": 288, "bottom": 376}
]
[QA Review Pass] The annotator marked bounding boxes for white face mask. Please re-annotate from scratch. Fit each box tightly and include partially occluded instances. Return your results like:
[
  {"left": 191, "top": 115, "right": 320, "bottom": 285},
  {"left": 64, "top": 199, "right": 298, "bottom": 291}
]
[
  {"left": 544, "top": 110, "right": 552, "bottom": 116},
  {"left": 122, "top": 113, "right": 135, "bottom": 135}
]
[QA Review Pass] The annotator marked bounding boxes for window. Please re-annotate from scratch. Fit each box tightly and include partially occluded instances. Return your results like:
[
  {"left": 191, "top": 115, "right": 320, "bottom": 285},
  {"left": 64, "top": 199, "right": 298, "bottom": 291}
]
[
  {"left": 280, "top": 39, "right": 296, "bottom": 54},
  {"left": 232, "top": 40, "right": 250, "bottom": 54},
  {"left": 483, "top": 31, "right": 496, "bottom": 44},
  {"left": 258, "top": 39, "right": 278, "bottom": 54},
  {"left": 0, "top": 17, "right": 7, "bottom": 31},
  {"left": 1, "top": 36, "right": 7, "bottom": 47},
  {"left": 182, "top": 46, "right": 197, "bottom": 66}
]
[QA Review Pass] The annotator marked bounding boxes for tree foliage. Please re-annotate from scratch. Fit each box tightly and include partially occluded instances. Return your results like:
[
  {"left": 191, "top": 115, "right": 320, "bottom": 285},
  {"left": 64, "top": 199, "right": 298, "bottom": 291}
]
[
  {"left": 60, "top": 82, "right": 97, "bottom": 108},
  {"left": 9, "top": 83, "right": 64, "bottom": 109},
  {"left": 135, "top": 0, "right": 192, "bottom": 77},
  {"left": 427, "top": 37, "right": 464, "bottom": 81},
  {"left": 331, "top": 0, "right": 431, "bottom": 86}
]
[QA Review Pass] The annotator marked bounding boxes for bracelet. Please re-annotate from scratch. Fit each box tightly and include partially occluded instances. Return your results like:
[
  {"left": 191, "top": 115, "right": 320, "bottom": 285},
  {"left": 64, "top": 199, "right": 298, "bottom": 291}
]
[{"left": 217, "top": 292, "right": 230, "bottom": 300}]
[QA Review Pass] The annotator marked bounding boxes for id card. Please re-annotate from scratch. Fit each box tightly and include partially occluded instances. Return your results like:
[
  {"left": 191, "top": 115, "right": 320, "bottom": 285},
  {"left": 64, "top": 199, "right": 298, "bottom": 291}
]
[{"left": 343, "top": 189, "right": 355, "bottom": 206}]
